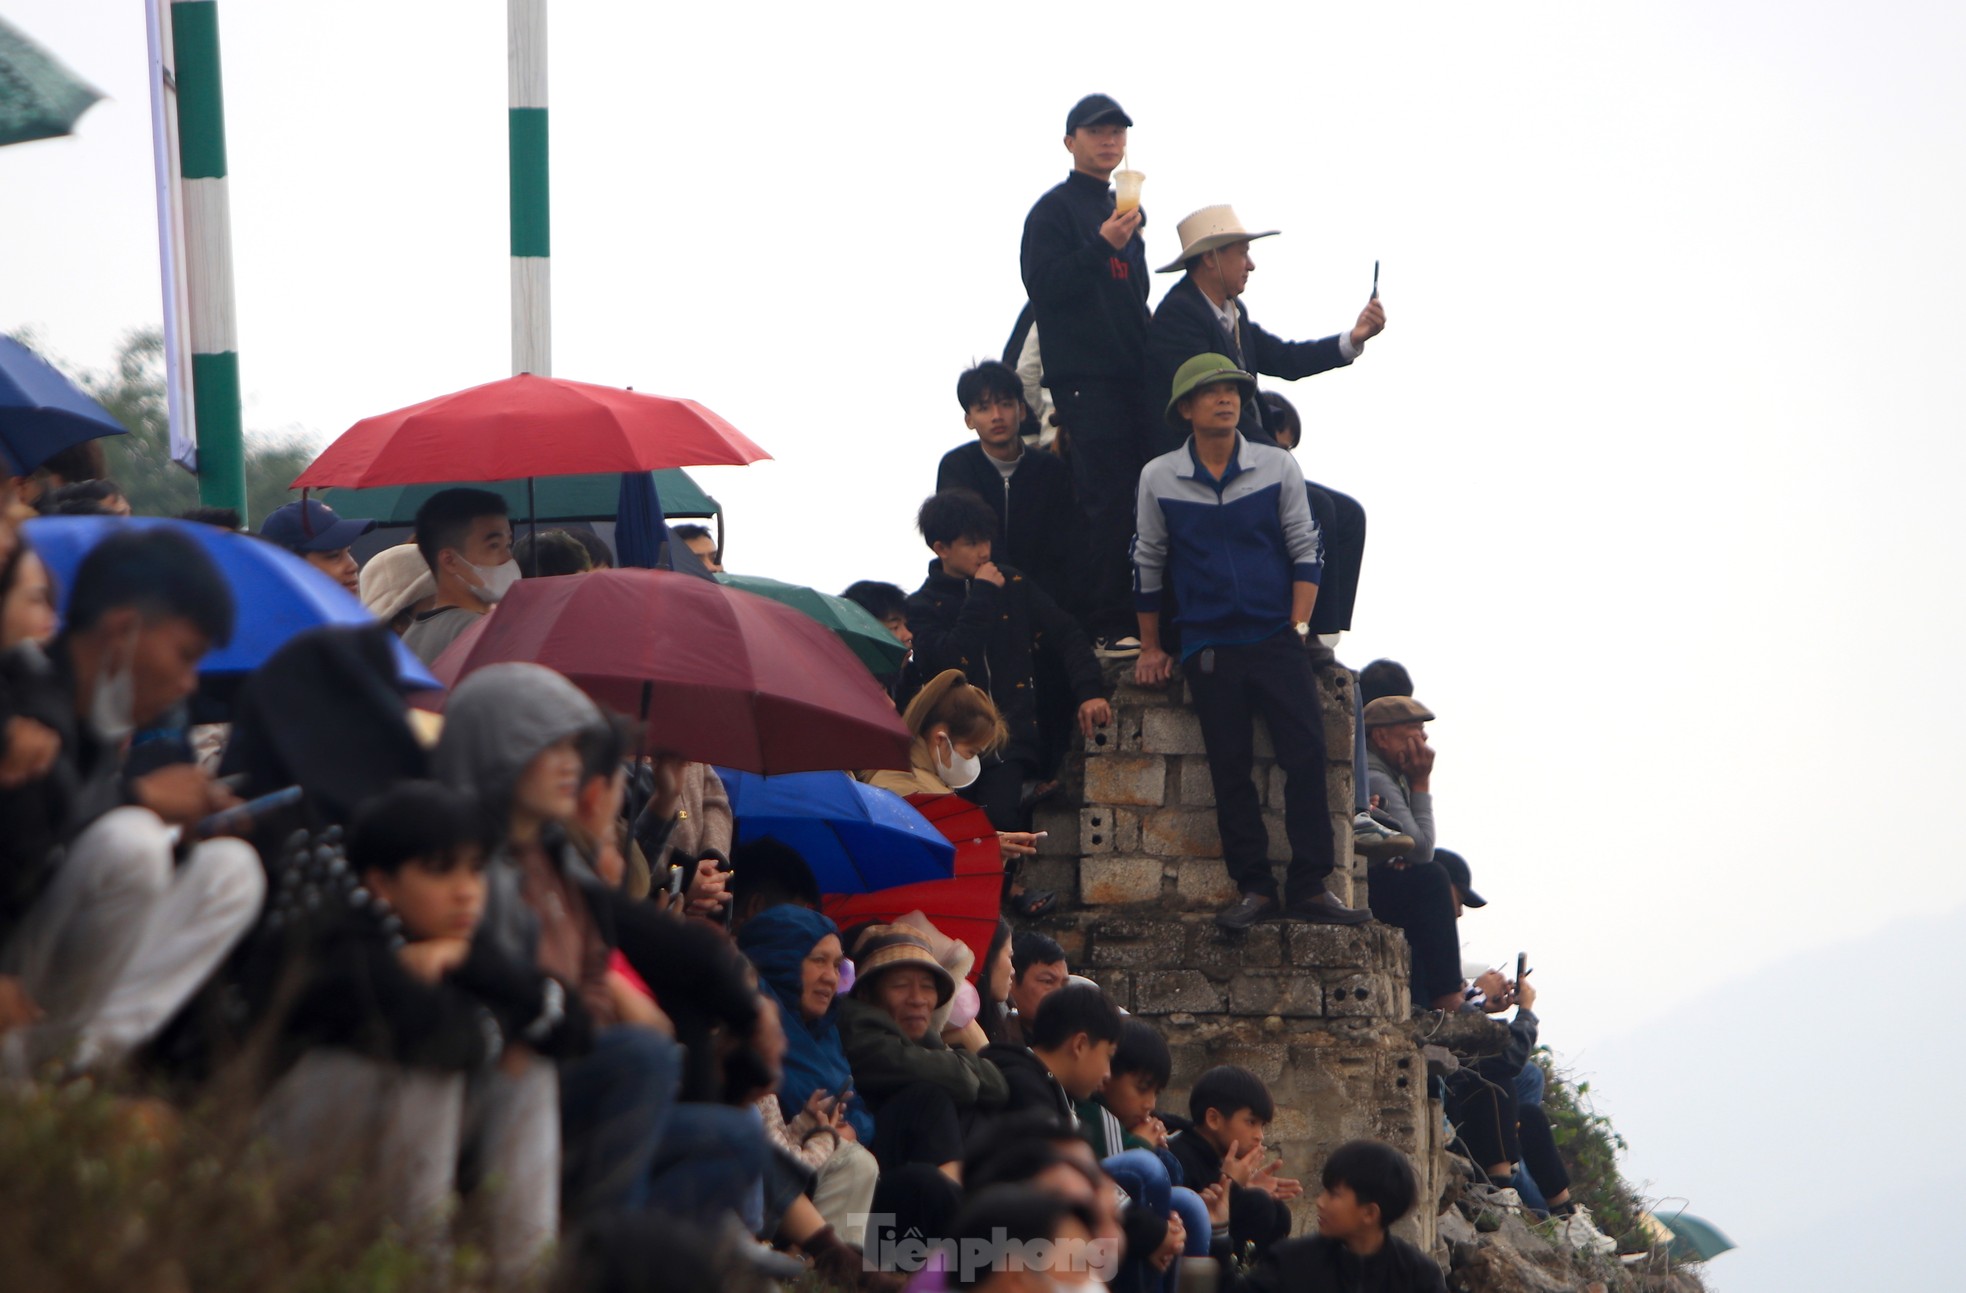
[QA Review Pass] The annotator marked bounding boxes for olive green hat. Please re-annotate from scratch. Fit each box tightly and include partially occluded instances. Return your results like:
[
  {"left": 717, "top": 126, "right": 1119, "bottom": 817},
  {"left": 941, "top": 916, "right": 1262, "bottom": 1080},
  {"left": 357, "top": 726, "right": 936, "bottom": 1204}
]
[{"left": 1165, "top": 353, "right": 1256, "bottom": 431}]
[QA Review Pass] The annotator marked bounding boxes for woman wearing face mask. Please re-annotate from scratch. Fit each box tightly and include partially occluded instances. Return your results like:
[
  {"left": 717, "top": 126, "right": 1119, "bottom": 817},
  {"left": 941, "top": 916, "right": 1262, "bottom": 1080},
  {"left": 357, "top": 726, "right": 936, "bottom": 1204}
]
[{"left": 861, "top": 671, "right": 1042, "bottom": 907}]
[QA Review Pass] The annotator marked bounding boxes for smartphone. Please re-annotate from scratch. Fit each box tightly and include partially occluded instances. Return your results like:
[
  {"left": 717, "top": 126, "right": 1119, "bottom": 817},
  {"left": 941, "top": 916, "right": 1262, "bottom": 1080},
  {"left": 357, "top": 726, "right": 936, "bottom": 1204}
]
[
  {"left": 1516, "top": 952, "right": 1529, "bottom": 984},
  {"left": 195, "top": 785, "right": 302, "bottom": 839},
  {"left": 666, "top": 860, "right": 687, "bottom": 899},
  {"left": 828, "top": 1080, "right": 852, "bottom": 1111},
  {"left": 1371, "top": 259, "right": 1380, "bottom": 301}
]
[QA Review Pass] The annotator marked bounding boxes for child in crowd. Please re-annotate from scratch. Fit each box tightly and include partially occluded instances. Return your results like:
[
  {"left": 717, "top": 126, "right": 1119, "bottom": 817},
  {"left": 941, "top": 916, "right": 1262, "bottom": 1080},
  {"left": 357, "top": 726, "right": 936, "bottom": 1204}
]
[
  {"left": 1166, "top": 1065, "right": 1298, "bottom": 1259},
  {"left": 1238, "top": 1140, "right": 1447, "bottom": 1293},
  {"left": 982, "top": 981, "right": 1122, "bottom": 1126},
  {"left": 262, "top": 781, "right": 567, "bottom": 1283}
]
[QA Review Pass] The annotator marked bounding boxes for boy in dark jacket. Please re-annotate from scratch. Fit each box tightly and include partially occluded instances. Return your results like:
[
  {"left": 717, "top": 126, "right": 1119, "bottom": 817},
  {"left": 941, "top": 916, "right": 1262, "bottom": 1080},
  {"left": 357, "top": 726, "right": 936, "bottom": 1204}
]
[
  {"left": 982, "top": 981, "right": 1122, "bottom": 1128},
  {"left": 1167, "top": 1065, "right": 1298, "bottom": 1260},
  {"left": 262, "top": 781, "right": 567, "bottom": 1283},
  {"left": 935, "top": 361, "right": 1079, "bottom": 610},
  {"left": 906, "top": 488, "right": 1109, "bottom": 834},
  {"left": 1238, "top": 1140, "right": 1447, "bottom": 1293}
]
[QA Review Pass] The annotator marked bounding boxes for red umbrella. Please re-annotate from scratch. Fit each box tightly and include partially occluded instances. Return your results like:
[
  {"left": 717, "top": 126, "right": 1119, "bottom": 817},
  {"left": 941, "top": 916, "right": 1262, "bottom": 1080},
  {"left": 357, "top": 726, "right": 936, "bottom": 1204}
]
[
  {"left": 824, "top": 873, "right": 1004, "bottom": 983},
  {"left": 432, "top": 569, "right": 911, "bottom": 774},
  {"left": 905, "top": 792, "right": 1005, "bottom": 877},
  {"left": 292, "top": 373, "right": 770, "bottom": 490}
]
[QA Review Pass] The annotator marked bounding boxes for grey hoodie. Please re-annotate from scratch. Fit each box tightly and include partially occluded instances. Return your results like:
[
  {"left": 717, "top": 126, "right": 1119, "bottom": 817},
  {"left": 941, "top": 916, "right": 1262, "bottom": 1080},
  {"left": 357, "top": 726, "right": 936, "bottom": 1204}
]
[{"left": 435, "top": 662, "right": 608, "bottom": 964}]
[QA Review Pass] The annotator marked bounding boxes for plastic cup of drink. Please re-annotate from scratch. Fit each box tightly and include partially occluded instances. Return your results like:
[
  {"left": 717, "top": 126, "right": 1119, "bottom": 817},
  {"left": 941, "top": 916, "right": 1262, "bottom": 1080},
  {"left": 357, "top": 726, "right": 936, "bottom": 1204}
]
[{"left": 1113, "top": 169, "right": 1145, "bottom": 214}]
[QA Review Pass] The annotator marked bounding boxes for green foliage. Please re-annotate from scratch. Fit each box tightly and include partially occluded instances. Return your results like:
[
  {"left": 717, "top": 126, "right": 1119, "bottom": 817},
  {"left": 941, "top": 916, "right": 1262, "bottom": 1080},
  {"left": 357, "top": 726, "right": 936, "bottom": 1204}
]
[
  {"left": 17, "top": 327, "right": 320, "bottom": 526},
  {"left": 1533, "top": 1048, "right": 1652, "bottom": 1252},
  {"left": 0, "top": 1078, "right": 511, "bottom": 1293}
]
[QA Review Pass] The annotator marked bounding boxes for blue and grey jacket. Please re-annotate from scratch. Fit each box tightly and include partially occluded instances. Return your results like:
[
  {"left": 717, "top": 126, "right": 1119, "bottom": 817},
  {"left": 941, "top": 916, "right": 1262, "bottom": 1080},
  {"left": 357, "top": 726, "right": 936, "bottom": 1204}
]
[{"left": 1131, "top": 434, "right": 1323, "bottom": 660}]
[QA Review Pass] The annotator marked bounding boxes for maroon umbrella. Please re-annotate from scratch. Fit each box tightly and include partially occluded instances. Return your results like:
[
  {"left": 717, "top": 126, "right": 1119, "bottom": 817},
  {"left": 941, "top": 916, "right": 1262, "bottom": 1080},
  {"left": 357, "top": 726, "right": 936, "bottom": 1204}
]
[
  {"left": 431, "top": 569, "right": 911, "bottom": 775},
  {"left": 292, "top": 373, "right": 770, "bottom": 490}
]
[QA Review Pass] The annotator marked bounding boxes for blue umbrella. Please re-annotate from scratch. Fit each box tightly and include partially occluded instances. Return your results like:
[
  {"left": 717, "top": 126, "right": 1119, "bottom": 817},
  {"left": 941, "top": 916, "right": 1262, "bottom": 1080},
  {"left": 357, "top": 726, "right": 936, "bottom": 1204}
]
[
  {"left": 0, "top": 336, "right": 128, "bottom": 475},
  {"left": 22, "top": 515, "right": 441, "bottom": 689},
  {"left": 715, "top": 768, "right": 957, "bottom": 894}
]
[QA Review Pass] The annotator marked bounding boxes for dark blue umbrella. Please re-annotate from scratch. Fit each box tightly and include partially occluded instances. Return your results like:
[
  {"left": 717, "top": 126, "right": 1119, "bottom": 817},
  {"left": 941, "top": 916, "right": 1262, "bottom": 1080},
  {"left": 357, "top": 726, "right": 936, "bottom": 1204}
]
[
  {"left": 23, "top": 515, "right": 441, "bottom": 688},
  {"left": 0, "top": 336, "right": 128, "bottom": 475},
  {"left": 715, "top": 768, "right": 957, "bottom": 894},
  {"left": 613, "top": 469, "right": 665, "bottom": 568}
]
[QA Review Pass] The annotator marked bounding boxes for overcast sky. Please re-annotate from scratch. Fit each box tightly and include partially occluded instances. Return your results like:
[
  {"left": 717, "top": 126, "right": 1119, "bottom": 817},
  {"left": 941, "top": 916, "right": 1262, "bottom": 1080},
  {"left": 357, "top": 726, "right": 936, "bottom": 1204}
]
[{"left": 7, "top": 3, "right": 1964, "bottom": 1286}]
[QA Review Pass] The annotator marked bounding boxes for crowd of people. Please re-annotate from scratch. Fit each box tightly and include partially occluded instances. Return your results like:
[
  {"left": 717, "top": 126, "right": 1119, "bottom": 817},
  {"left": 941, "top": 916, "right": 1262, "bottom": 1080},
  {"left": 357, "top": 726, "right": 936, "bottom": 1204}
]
[{"left": 0, "top": 90, "right": 1616, "bottom": 1291}]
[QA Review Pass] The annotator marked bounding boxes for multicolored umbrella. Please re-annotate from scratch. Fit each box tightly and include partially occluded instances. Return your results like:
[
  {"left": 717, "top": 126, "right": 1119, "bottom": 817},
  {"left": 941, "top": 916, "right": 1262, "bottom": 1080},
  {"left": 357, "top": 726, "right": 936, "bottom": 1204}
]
[
  {"left": 717, "top": 572, "right": 908, "bottom": 676},
  {"left": 429, "top": 568, "right": 911, "bottom": 774}
]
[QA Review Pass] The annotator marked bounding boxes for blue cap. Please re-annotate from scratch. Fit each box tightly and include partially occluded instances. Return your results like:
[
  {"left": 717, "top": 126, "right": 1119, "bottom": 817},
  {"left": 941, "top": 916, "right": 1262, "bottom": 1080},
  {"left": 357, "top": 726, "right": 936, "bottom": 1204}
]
[{"left": 259, "top": 500, "right": 376, "bottom": 554}]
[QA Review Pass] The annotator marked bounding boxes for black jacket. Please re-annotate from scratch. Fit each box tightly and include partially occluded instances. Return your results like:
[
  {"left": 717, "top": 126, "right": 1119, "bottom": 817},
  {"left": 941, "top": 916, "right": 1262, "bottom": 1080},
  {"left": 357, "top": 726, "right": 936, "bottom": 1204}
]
[
  {"left": 1237, "top": 1233, "right": 1448, "bottom": 1293},
  {"left": 905, "top": 561, "right": 1105, "bottom": 768},
  {"left": 1020, "top": 171, "right": 1151, "bottom": 387},
  {"left": 934, "top": 442, "right": 1078, "bottom": 608},
  {"left": 979, "top": 1041, "right": 1076, "bottom": 1126},
  {"left": 1147, "top": 275, "right": 1352, "bottom": 449},
  {"left": 1167, "top": 1127, "right": 1294, "bottom": 1258}
]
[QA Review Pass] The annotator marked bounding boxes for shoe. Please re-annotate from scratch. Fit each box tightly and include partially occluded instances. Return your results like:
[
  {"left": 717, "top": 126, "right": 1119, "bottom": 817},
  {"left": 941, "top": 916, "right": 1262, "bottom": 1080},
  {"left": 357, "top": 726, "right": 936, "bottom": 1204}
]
[
  {"left": 1469, "top": 1183, "right": 1525, "bottom": 1212},
  {"left": 1094, "top": 635, "right": 1142, "bottom": 660},
  {"left": 1549, "top": 1205, "right": 1619, "bottom": 1255},
  {"left": 1215, "top": 892, "right": 1280, "bottom": 932},
  {"left": 1283, "top": 891, "right": 1373, "bottom": 925},
  {"left": 1351, "top": 812, "right": 1415, "bottom": 861}
]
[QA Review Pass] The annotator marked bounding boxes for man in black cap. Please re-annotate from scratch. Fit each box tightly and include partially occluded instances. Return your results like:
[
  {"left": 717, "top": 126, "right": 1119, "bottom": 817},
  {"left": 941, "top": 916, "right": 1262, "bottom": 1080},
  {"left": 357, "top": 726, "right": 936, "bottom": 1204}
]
[
  {"left": 259, "top": 499, "right": 377, "bottom": 595},
  {"left": 1019, "top": 93, "right": 1152, "bottom": 659}
]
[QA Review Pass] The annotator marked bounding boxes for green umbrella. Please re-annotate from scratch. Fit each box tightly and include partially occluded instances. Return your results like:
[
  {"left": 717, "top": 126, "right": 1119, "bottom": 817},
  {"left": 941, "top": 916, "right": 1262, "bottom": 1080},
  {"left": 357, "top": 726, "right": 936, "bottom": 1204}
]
[
  {"left": 0, "top": 17, "right": 103, "bottom": 148},
  {"left": 1658, "top": 1211, "right": 1735, "bottom": 1263},
  {"left": 320, "top": 468, "right": 718, "bottom": 525},
  {"left": 717, "top": 572, "right": 908, "bottom": 677}
]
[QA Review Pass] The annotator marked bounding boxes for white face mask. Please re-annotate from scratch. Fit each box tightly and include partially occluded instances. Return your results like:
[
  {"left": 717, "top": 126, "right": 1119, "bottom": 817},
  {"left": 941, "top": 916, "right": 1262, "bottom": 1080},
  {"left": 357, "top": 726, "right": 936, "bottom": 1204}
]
[
  {"left": 463, "top": 557, "right": 522, "bottom": 605},
  {"left": 90, "top": 635, "right": 138, "bottom": 744},
  {"left": 932, "top": 731, "right": 982, "bottom": 790}
]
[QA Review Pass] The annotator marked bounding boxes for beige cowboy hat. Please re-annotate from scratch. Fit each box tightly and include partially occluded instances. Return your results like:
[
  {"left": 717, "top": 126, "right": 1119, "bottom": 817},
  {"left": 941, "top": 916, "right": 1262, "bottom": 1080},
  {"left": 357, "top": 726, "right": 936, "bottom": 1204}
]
[{"left": 1156, "top": 204, "right": 1280, "bottom": 274}]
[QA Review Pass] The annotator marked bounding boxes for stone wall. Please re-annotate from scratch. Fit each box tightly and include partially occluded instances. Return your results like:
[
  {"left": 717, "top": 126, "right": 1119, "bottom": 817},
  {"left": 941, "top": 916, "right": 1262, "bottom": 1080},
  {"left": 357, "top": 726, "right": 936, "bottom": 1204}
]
[{"left": 1022, "top": 662, "right": 1445, "bottom": 1250}]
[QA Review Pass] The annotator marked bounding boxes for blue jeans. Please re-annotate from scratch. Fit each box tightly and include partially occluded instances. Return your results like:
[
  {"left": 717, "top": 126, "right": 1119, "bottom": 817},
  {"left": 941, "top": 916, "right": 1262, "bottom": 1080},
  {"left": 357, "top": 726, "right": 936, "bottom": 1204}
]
[
  {"left": 1105, "top": 1147, "right": 1213, "bottom": 1292},
  {"left": 559, "top": 1025, "right": 682, "bottom": 1218},
  {"left": 1515, "top": 1059, "right": 1546, "bottom": 1107}
]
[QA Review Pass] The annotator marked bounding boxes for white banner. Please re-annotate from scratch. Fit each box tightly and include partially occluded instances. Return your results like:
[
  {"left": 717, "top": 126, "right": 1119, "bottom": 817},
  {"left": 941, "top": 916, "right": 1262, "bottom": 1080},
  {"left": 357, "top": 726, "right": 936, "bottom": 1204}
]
[{"left": 145, "top": 0, "right": 198, "bottom": 472}]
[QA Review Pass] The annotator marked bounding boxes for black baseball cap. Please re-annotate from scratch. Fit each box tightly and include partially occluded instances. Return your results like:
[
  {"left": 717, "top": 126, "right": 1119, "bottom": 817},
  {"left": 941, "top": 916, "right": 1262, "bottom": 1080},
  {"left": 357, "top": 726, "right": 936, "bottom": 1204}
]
[
  {"left": 1066, "top": 94, "right": 1133, "bottom": 132},
  {"left": 1434, "top": 849, "right": 1486, "bottom": 908},
  {"left": 259, "top": 499, "right": 376, "bottom": 554}
]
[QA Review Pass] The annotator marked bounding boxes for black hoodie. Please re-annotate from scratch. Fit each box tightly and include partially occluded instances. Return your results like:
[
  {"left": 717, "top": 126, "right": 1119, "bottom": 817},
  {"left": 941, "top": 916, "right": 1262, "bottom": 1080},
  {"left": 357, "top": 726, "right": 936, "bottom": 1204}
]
[
  {"left": 1168, "top": 1126, "right": 1294, "bottom": 1259},
  {"left": 1020, "top": 171, "right": 1152, "bottom": 388}
]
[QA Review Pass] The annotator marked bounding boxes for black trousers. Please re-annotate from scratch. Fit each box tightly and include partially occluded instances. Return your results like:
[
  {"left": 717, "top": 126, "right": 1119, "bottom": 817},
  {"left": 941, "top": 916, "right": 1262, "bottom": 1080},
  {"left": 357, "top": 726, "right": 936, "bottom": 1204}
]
[
  {"left": 1053, "top": 382, "right": 1149, "bottom": 641},
  {"left": 1304, "top": 483, "right": 1366, "bottom": 634},
  {"left": 869, "top": 1080, "right": 966, "bottom": 1173},
  {"left": 958, "top": 757, "right": 1028, "bottom": 833},
  {"left": 1448, "top": 1081, "right": 1571, "bottom": 1198},
  {"left": 1181, "top": 630, "right": 1335, "bottom": 901},
  {"left": 1367, "top": 860, "right": 1463, "bottom": 1005}
]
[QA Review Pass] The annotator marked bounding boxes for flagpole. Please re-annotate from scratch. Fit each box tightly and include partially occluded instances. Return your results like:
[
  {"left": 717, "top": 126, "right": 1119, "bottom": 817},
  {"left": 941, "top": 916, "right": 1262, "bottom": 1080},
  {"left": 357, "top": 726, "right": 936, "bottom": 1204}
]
[
  {"left": 144, "top": 1, "right": 198, "bottom": 477},
  {"left": 170, "top": 0, "right": 246, "bottom": 517},
  {"left": 509, "top": 0, "right": 550, "bottom": 377}
]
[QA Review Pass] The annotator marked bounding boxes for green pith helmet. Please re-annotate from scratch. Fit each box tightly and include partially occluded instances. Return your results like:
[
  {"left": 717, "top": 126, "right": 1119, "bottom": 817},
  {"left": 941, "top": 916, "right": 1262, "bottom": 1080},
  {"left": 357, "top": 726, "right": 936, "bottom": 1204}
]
[{"left": 1165, "top": 353, "right": 1256, "bottom": 430}]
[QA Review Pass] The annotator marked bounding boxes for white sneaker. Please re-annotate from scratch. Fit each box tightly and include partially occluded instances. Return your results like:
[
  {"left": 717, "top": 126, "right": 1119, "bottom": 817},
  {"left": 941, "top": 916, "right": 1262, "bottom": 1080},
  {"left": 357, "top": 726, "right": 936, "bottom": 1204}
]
[
  {"left": 1551, "top": 1205, "right": 1618, "bottom": 1255},
  {"left": 1352, "top": 812, "right": 1415, "bottom": 860},
  {"left": 1095, "top": 636, "right": 1142, "bottom": 660}
]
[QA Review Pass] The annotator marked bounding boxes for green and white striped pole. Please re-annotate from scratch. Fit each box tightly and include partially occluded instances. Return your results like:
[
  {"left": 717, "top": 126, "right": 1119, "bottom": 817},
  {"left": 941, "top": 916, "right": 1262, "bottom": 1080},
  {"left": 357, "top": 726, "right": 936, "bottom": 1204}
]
[
  {"left": 170, "top": 0, "right": 246, "bottom": 517},
  {"left": 509, "top": 0, "right": 550, "bottom": 376}
]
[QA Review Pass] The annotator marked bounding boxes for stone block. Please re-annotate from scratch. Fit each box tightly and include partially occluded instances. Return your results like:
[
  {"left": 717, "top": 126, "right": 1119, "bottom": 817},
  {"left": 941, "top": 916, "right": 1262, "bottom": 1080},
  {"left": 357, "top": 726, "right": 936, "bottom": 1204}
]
[
  {"left": 1186, "top": 918, "right": 1282, "bottom": 969},
  {"left": 1263, "top": 811, "right": 1289, "bottom": 863},
  {"left": 1323, "top": 972, "right": 1393, "bottom": 1019},
  {"left": 1142, "top": 808, "right": 1223, "bottom": 858},
  {"left": 1140, "top": 707, "right": 1208, "bottom": 755},
  {"left": 1084, "top": 968, "right": 1133, "bottom": 1010},
  {"left": 1016, "top": 858, "right": 1078, "bottom": 902},
  {"left": 1177, "top": 756, "right": 1217, "bottom": 807},
  {"left": 1082, "top": 755, "right": 1167, "bottom": 807},
  {"left": 1084, "top": 916, "right": 1185, "bottom": 967},
  {"left": 1080, "top": 856, "right": 1164, "bottom": 906},
  {"left": 1174, "top": 858, "right": 1241, "bottom": 906},
  {"left": 1229, "top": 971, "right": 1324, "bottom": 1018},
  {"left": 1133, "top": 970, "right": 1228, "bottom": 1015},
  {"left": 1286, "top": 923, "right": 1375, "bottom": 969},
  {"left": 1327, "top": 768, "right": 1354, "bottom": 814},
  {"left": 1080, "top": 807, "right": 1116, "bottom": 854},
  {"left": 1111, "top": 809, "right": 1141, "bottom": 853}
]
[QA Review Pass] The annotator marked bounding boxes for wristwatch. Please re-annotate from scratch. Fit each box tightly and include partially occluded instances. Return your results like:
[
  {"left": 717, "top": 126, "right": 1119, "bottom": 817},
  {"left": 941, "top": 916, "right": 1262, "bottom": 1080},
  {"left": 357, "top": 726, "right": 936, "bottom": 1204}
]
[{"left": 1293, "top": 622, "right": 1311, "bottom": 640}]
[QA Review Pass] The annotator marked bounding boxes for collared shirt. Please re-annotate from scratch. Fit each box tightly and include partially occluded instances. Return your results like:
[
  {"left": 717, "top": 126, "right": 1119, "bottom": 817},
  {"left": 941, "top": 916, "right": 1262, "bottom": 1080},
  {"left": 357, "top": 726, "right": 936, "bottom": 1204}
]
[{"left": 1211, "top": 291, "right": 1362, "bottom": 364}]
